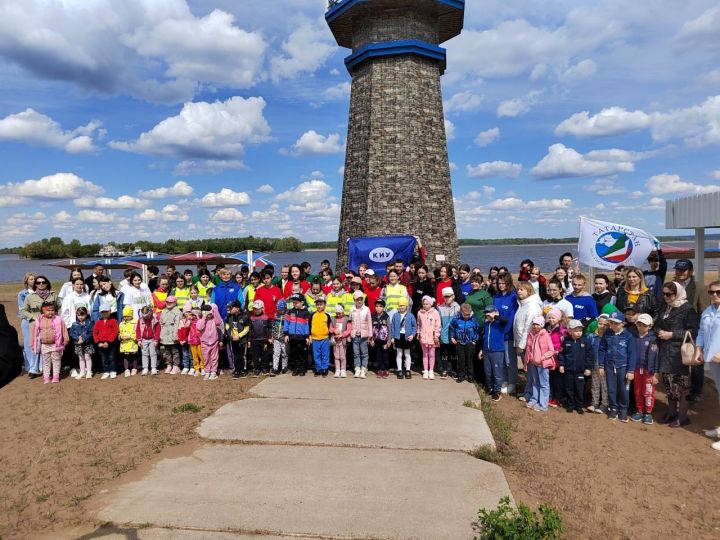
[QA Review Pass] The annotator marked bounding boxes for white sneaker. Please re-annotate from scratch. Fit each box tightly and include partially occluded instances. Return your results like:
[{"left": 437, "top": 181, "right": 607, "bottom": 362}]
[
  {"left": 141, "top": 368, "right": 149, "bottom": 376},
  {"left": 85, "top": 371, "right": 93, "bottom": 379},
  {"left": 422, "top": 370, "right": 429, "bottom": 380},
  {"left": 360, "top": 367, "right": 367, "bottom": 379},
  {"left": 334, "top": 370, "right": 341, "bottom": 378},
  {"left": 200, "top": 369, "right": 205, "bottom": 375},
  {"left": 203, "top": 373, "right": 210, "bottom": 380},
  {"left": 712, "top": 440, "right": 720, "bottom": 451},
  {"left": 100, "top": 373, "right": 110, "bottom": 380},
  {"left": 181, "top": 368, "right": 189, "bottom": 375},
  {"left": 124, "top": 369, "right": 131, "bottom": 377},
  {"left": 70, "top": 368, "right": 79, "bottom": 379},
  {"left": 130, "top": 368, "right": 137, "bottom": 376},
  {"left": 188, "top": 368, "right": 195, "bottom": 376},
  {"left": 429, "top": 371, "right": 435, "bottom": 380},
  {"left": 209, "top": 373, "right": 218, "bottom": 380},
  {"left": 354, "top": 367, "right": 361, "bottom": 378},
  {"left": 194, "top": 371, "right": 201, "bottom": 377},
  {"left": 500, "top": 383, "right": 508, "bottom": 394},
  {"left": 705, "top": 428, "right": 720, "bottom": 438},
  {"left": 110, "top": 371, "right": 117, "bottom": 379},
  {"left": 340, "top": 369, "right": 347, "bottom": 378},
  {"left": 150, "top": 369, "right": 158, "bottom": 375},
  {"left": 78, "top": 370, "right": 86, "bottom": 379}
]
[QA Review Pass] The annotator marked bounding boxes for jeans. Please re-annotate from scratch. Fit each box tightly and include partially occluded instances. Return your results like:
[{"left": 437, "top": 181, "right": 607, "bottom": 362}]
[
  {"left": 21, "top": 319, "right": 40, "bottom": 373},
  {"left": 502, "top": 340, "right": 518, "bottom": 387},
  {"left": 352, "top": 337, "right": 369, "bottom": 369},
  {"left": 709, "top": 362, "right": 720, "bottom": 409},
  {"left": 98, "top": 345, "right": 116, "bottom": 373},
  {"left": 483, "top": 350, "right": 504, "bottom": 393},
  {"left": 180, "top": 344, "right": 192, "bottom": 369},
  {"left": 527, "top": 364, "right": 549, "bottom": 410},
  {"left": 312, "top": 338, "right": 330, "bottom": 372},
  {"left": 605, "top": 365, "right": 629, "bottom": 415},
  {"left": 456, "top": 343, "right": 475, "bottom": 379}
]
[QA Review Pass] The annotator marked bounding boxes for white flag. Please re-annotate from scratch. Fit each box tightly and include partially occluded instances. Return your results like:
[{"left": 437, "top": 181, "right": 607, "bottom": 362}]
[{"left": 578, "top": 217, "right": 659, "bottom": 270}]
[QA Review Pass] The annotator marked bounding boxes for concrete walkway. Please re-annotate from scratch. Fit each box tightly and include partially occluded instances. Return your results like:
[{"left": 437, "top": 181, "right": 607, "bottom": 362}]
[{"left": 93, "top": 376, "right": 512, "bottom": 539}]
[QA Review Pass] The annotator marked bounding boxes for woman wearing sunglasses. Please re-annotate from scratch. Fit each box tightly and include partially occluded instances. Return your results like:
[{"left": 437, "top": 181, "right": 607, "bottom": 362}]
[{"left": 20, "top": 275, "right": 58, "bottom": 378}]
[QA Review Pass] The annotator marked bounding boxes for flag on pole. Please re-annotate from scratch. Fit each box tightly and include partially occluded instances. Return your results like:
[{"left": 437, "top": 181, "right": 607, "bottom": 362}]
[{"left": 578, "top": 217, "right": 659, "bottom": 270}]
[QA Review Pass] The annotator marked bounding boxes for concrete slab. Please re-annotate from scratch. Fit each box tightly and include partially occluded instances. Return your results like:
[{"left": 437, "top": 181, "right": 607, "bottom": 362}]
[
  {"left": 197, "top": 397, "right": 494, "bottom": 451},
  {"left": 98, "top": 444, "right": 510, "bottom": 540},
  {"left": 250, "top": 373, "right": 481, "bottom": 404},
  {"left": 66, "top": 527, "right": 313, "bottom": 539}
]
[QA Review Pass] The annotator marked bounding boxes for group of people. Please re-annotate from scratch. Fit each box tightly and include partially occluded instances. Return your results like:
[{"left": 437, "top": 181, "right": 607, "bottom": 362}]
[{"left": 14, "top": 250, "right": 720, "bottom": 451}]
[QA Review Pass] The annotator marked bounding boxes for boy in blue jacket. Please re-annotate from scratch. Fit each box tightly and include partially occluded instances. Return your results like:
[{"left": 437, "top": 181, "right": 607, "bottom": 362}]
[
  {"left": 283, "top": 294, "right": 310, "bottom": 376},
  {"left": 598, "top": 311, "right": 637, "bottom": 422},
  {"left": 449, "top": 303, "right": 480, "bottom": 384},
  {"left": 480, "top": 305, "right": 507, "bottom": 401},
  {"left": 630, "top": 313, "right": 659, "bottom": 425},
  {"left": 559, "top": 319, "right": 594, "bottom": 414}
]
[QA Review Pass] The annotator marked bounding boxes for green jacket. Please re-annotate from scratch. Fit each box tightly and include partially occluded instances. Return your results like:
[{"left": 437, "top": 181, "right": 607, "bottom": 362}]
[
  {"left": 465, "top": 289, "right": 493, "bottom": 323},
  {"left": 21, "top": 291, "right": 59, "bottom": 323}
]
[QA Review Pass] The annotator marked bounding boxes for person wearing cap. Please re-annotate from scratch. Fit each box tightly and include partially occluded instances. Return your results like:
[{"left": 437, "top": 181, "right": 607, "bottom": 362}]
[
  {"left": 622, "top": 303, "right": 641, "bottom": 337},
  {"left": 390, "top": 296, "right": 417, "bottom": 379},
  {"left": 33, "top": 301, "right": 69, "bottom": 384},
  {"left": 437, "top": 286, "right": 461, "bottom": 379},
  {"left": 524, "top": 315, "right": 556, "bottom": 412},
  {"left": 655, "top": 281, "right": 699, "bottom": 425},
  {"left": 349, "top": 290, "right": 372, "bottom": 378},
  {"left": 271, "top": 299, "right": 289, "bottom": 375},
  {"left": 248, "top": 299, "right": 272, "bottom": 376},
  {"left": 598, "top": 311, "right": 637, "bottom": 422},
  {"left": 630, "top": 313, "right": 659, "bottom": 424},
  {"left": 480, "top": 305, "right": 507, "bottom": 399},
  {"left": 695, "top": 279, "right": 720, "bottom": 450},
  {"left": 93, "top": 302, "right": 119, "bottom": 380},
  {"left": 119, "top": 305, "right": 139, "bottom": 377},
  {"left": 417, "top": 295, "right": 440, "bottom": 379},
  {"left": 283, "top": 293, "right": 311, "bottom": 376},
  {"left": 643, "top": 248, "right": 667, "bottom": 302},
  {"left": 586, "top": 314, "right": 611, "bottom": 414},
  {"left": 331, "top": 303, "right": 352, "bottom": 377},
  {"left": 615, "top": 266, "right": 657, "bottom": 319},
  {"left": 449, "top": 303, "right": 480, "bottom": 384},
  {"left": 370, "top": 299, "right": 391, "bottom": 378},
  {"left": 558, "top": 319, "right": 594, "bottom": 414},
  {"left": 381, "top": 269, "right": 411, "bottom": 316},
  {"left": 159, "top": 296, "right": 183, "bottom": 375},
  {"left": 225, "top": 300, "right": 249, "bottom": 378},
  {"left": 309, "top": 296, "right": 334, "bottom": 377}
]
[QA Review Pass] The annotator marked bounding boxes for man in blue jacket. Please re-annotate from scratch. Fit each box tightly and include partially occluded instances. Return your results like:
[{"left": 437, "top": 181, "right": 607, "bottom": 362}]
[
  {"left": 599, "top": 311, "right": 637, "bottom": 422},
  {"left": 480, "top": 305, "right": 508, "bottom": 401}
]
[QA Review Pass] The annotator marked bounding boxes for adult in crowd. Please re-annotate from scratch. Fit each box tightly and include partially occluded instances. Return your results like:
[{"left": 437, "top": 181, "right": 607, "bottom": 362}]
[
  {"left": 494, "top": 274, "right": 518, "bottom": 395},
  {"left": 17, "top": 272, "right": 36, "bottom": 375},
  {"left": 612, "top": 265, "right": 626, "bottom": 292},
  {"left": 381, "top": 269, "right": 412, "bottom": 315},
  {"left": 283, "top": 264, "right": 310, "bottom": 299},
  {"left": 518, "top": 259, "right": 534, "bottom": 281},
  {"left": 151, "top": 275, "right": 170, "bottom": 314},
  {"left": 592, "top": 274, "right": 615, "bottom": 313},
  {"left": 673, "top": 259, "right": 703, "bottom": 401},
  {"left": 58, "top": 267, "right": 86, "bottom": 305},
  {"left": 60, "top": 277, "right": 91, "bottom": 328},
  {"left": 85, "top": 263, "right": 105, "bottom": 290},
  {"left": 124, "top": 272, "right": 152, "bottom": 319},
  {"left": 0, "top": 303, "right": 23, "bottom": 389},
  {"left": 615, "top": 266, "right": 656, "bottom": 317},
  {"left": 514, "top": 282, "right": 544, "bottom": 378},
  {"left": 655, "top": 282, "right": 699, "bottom": 427},
  {"left": 92, "top": 276, "right": 124, "bottom": 321},
  {"left": 147, "top": 265, "right": 160, "bottom": 292},
  {"left": 465, "top": 274, "right": 493, "bottom": 323},
  {"left": 171, "top": 274, "right": 191, "bottom": 310},
  {"left": 88, "top": 275, "right": 102, "bottom": 306},
  {"left": 554, "top": 266, "right": 572, "bottom": 296},
  {"left": 196, "top": 269, "right": 215, "bottom": 303},
  {"left": 542, "top": 279, "right": 574, "bottom": 319},
  {"left": 435, "top": 263, "right": 463, "bottom": 304},
  {"left": 695, "top": 280, "right": 720, "bottom": 451},
  {"left": 526, "top": 266, "right": 547, "bottom": 301},
  {"left": 410, "top": 264, "right": 434, "bottom": 317},
  {"left": 21, "top": 275, "right": 57, "bottom": 377},
  {"left": 458, "top": 264, "right": 473, "bottom": 298},
  {"left": 211, "top": 267, "right": 241, "bottom": 320},
  {"left": 643, "top": 249, "right": 667, "bottom": 302},
  {"left": 565, "top": 273, "right": 598, "bottom": 320}
]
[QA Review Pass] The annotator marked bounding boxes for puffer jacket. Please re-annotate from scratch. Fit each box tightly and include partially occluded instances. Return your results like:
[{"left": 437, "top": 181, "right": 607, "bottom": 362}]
[
  {"left": 349, "top": 305, "right": 372, "bottom": 338},
  {"left": 654, "top": 302, "right": 699, "bottom": 375},
  {"left": 283, "top": 307, "right": 310, "bottom": 339},
  {"left": 449, "top": 314, "right": 480, "bottom": 345},
  {"left": 514, "top": 294, "right": 544, "bottom": 349}
]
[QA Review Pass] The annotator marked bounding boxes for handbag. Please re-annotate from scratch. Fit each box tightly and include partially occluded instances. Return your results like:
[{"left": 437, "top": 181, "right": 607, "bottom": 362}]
[{"left": 680, "top": 331, "right": 701, "bottom": 366}]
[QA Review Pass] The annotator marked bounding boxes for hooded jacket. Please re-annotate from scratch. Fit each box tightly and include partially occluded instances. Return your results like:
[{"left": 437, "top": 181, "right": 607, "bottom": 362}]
[
  {"left": 513, "top": 294, "right": 544, "bottom": 349},
  {"left": 159, "top": 306, "right": 182, "bottom": 345}
]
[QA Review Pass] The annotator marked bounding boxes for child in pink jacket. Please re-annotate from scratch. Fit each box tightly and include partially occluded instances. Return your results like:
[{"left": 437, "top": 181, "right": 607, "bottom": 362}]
[
  {"left": 331, "top": 304, "right": 353, "bottom": 378},
  {"left": 196, "top": 303, "right": 222, "bottom": 380},
  {"left": 32, "top": 301, "right": 69, "bottom": 384},
  {"left": 524, "top": 315, "right": 556, "bottom": 412},
  {"left": 416, "top": 295, "right": 441, "bottom": 380}
]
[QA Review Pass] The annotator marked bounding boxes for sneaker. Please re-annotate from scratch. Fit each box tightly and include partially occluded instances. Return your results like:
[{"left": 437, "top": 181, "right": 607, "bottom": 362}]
[
  {"left": 711, "top": 440, "right": 720, "bottom": 451},
  {"left": 704, "top": 428, "right": 720, "bottom": 438},
  {"left": 428, "top": 371, "right": 435, "bottom": 380},
  {"left": 78, "top": 370, "right": 86, "bottom": 379},
  {"left": 165, "top": 365, "right": 172, "bottom": 374},
  {"left": 597, "top": 405, "right": 608, "bottom": 415},
  {"left": 575, "top": 408, "right": 585, "bottom": 415},
  {"left": 232, "top": 371, "right": 241, "bottom": 379},
  {"left": 150, "top": 369, "right": 158, "bottom": 375},
  {"left": 70, "top": 368, "right": 79, "bottom": 379},
  {"left": 130, "top": 369, "right": 137, "bottom": 376},
  {"left": 85, "top": 371, "right": 93, "bottom": 379},
  {"left": 124, "top": 369, "right": 131, "bottom": 378},
  {"left": 548, "top": 399, "right": 559, "bottom": 408},
  {"left": 101, "top": 373, "right": 110, "bottom": 380},
  {"left": 188, "top": 368, "right": 195, "bottom": 376},
  {"left": 532, "top": 405, "right": 546, "bottom": 412},
  {"left": 630, "top": 412, "right": 644, "bottom": 423},
  {"left": 299, "top": 370, "right": 306, "bottom": 376},
  {"left": 518, "top": 395, "right": 527, "bottom": 402},
  {"left": 281, "top": 367, "right": 289, "bottom": 374},
  {"left": 209, "top": 373, "right": 218, "bottom": 380},
  {"left": 340, "top": 370, "right": 347, "bottom": 378},
  {"left": 322, "top": 371, "right": 328, "bottom": 378},
  {"left": 376, "top": 370, "right": 382, "bottom": 379},
  {"left": 525, "top": 402, "right": 535, "bottom": 409},
  {"left": 586, "top": 405, "right": 597, "bottom": 413},
  {"left": 43, "top": 376, "right": 51, "bottom": 384},
  {"left": 354, "top": 367, "right": 361, "bottom": 378},
  {"left": 506, "top": 384, "right": 516, "bottom": 395},
  {"left": 335, "top": 370, "right": 341, "bottom": 378},
  {"left": 270, "top": 370, "right": 278, "bottom": 377},
  {"left": 240, "top": 372, "right": 249, "bottom": 378},
  {"left": 181, "top": 368, "right": 189, "bottom": 375},
  {"left": 51, "top": 376, "right": 60, "bottom": 383},
  {"left": 141, "top": 368, "right": 149, "bottom": 376},
  {"left": 491, "top": 393, "right": 501, "bottom": 402},
  {"left": 405, "top": 371, "right": 412, "bottom": 379},
  {"left": 500, "top": 383, "right": 508, "bottom": 394},
  {"left": 608, "top": 411, "right": 618, "bottom": 421},
  {"left": 171, "top": 366, "right": 181, "bottom": 375},
  {"left": 360, "top": 368, "right": 367, "bottom": 379},
  {"left": 642, "top": 414, "right": 654, "bottom": 425},
  {"left": 620, "top": 414, "right": 629, "bottom": 423},
  {"left": 422, "top": 370, "right": 429, "bottom": 380},
  {"left": 397, "top": 370, "right": 404, "bottom": 380},
  {"left": 203, "top": 373, "right": 210, "bottom": 380},
  {"left": 440, "top": 371, "right": 447, "bottom": 380},
  {"left": 456, "top": 377, "right": 464, "bottom": 383},
  {"left": 200, "top": 369, "right": 205, "bottom": 375},
  {"left": 110, "top": 371, "right": 117, "bottom": 379}
]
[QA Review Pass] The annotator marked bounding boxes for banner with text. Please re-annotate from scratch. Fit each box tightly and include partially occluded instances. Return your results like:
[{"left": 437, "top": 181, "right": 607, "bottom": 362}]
[
  {"left": 578, "top": 217, "right": 659, "bottom": 270},
  {"left": 348, "top": 235, "right": 416, "bottom": 275}
]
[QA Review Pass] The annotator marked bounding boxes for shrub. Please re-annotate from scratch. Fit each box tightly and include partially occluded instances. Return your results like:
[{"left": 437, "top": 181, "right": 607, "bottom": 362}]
[{"left": 476, "top": 496, "right": 563, "bottom": 540}]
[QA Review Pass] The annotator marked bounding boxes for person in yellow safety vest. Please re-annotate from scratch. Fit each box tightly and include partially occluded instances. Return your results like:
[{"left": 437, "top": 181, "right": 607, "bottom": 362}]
[
  {"left": 381, "top": 269, "right": 411, "bottom": 314},
  {"left": 171, "top": 275, "right": 192, "bottom": 310},
  {"left": 196, "top": 271, "right": 215, "bottom": 303},
  {"left": 305, "top": 281, "right": 326, "bottom": 314},
  {"left": 327, "top": 276, "right": 353, "bottom": 316},
  {"left": 245, "top": 272, "right": 261, "bottom": 311}
]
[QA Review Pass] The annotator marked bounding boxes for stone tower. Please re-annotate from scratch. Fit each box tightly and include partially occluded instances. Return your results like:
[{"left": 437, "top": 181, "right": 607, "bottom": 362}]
[{"left": 326, "top": 0, "right": 463, "bottom": 270}]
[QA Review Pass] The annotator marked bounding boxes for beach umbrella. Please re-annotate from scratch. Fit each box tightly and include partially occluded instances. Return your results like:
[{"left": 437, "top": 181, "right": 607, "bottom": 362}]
[
  {"left": 169, "top": 251, "right": 233, "bottom": 265},
  {"left": 46, "top": 258, "right": 143, "bottom": 271},
  {"left": 224, "top": 250, "right": 276, "bottom": 270}
]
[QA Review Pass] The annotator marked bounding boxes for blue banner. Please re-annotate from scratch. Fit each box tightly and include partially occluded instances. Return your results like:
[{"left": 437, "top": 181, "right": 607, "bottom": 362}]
[{"left": 348, "top": 235, "right": 416, "bottom": 275}]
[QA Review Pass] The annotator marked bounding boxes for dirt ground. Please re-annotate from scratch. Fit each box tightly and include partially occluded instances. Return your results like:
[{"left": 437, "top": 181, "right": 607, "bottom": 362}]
[{"left": 494, "top": 377, "right": 720, "bottom": 540}]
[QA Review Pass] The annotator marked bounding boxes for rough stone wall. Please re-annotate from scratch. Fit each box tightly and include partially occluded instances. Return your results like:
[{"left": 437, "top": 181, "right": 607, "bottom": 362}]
[
  {"left": 336, "top": 52, "right": 459, "bottom": 271},
  {"left": 352, "top": 6, "right": 439, "bottom": 50}
]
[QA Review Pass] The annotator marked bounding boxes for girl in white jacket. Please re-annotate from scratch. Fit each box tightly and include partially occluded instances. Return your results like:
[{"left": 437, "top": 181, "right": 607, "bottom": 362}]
[{"left": 513, "top": 281, "right": 544, "bottom": 364}]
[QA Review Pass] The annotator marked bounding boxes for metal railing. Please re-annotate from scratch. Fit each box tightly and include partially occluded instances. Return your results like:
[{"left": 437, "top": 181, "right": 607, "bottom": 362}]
[{"left": 327, "top": 0, "right": 345, "bottom": 10}]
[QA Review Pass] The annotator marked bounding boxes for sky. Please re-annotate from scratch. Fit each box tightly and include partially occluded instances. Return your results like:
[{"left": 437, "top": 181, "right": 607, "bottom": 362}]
[{"left": 0, "top": 0, "right": 718, "bottom": 248}]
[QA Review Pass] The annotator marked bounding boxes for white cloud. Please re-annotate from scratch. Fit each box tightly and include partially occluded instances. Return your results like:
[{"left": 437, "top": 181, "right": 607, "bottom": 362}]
[
  {"left": 276, "top": 180, "right": 332, "bottom": 202},
  {"left": 135, "top": 207, "right": 188, "bottom": 222},
  {"left": 75, "top": 195, "right": 148, "bottom": 209},
  {"left": 76, "top": 210, "right": 115, "bottom": 223},
  {"left": 645, "top": 173, "right": 720, "bottom": 195},
  {"left": 474, "top": 127, "right": 500, "bottom": 147},
  {"left": 488, "top": 197, "right": 572, "bottom": 210},
  {"left": 322, "top": 82, "right": 351, "bottom": 101},
  {"left": 0, "top": 1, "right": 268, "bottom": 103},
  {"left": 555, "top": 107, "right": 651, "bottom": 137},
  {"left": 109, "top": 97, "right": 271, "bottom": 172},
  {"left": 648, "top": 197, "right": 666, "bottom": 210},
  {"left": 444, "top": 119, "right": 456, "bottom": 140},
  {"left": 199, "top": 188, "right": 251, "bottom": 207},
  {"left": 444, "top": 91, "right": 484, "bottom": 113},
  {"left": 7, "top": 212, "right": 45, "bottom": 225},
  {"left": 466, "top": 161, "right": 522, "bottom": 179},
  {"left": 257, "top": 184, "right": 275, "bottom": 194},
  {"left": 208, "top": 208, "right": 245, "bottom": 223},
  {"left": 559, "top": 59, "right": 597, "bottom": 83},
  {"left": 676, "top": 7, "right": 720, "bottom": 48},
  {"left": 3, "top": 172, "right": 102, "bottom": 199},
  {"left": 584, "top": 179, "right": 627, "bottom": 196},
  {"left": 0, "top": 196, "right": 29, "bottom": 207},
  {"left": 138, "top": 180, "right": 194, "bottom": 199},
  {"left": 286, "top": 130, "right": 344, "bottom": 156},
  {"left": 497, "top": 90, "right": 543, "bottom": 117},
  {"left": 483, "top": 186, "right": 496, "bottom": 198},
  {"left": 531, "top": 144, "right": 635, "bottom": 179},
  {"left": 269, "top": 20, "right": 335, "bottom": 81},
  {"left": 714, "top": 170, "right": 720, "bottom": 181},
  {"left": 0, "top": 109, "right": 101, "bottom": 153}
]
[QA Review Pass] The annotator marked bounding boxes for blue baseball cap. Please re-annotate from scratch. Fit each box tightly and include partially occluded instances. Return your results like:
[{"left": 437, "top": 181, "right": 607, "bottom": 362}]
[
  {"left": 484, "top": 305, "right": 498, "bottom": 313},
  {"left": 607, "top": 311, "right": 625, "bottom": 323}
]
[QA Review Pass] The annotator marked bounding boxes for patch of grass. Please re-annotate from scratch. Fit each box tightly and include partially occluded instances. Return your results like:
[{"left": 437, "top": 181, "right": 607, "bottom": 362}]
[
  {"left": 476, "top": 496, "right": 563, "bottom": 540},
  {"left": 467, "top": 389, "right": 515, "bottom": 464},
  {"left": 35, "top": 489, "right": 53, "bottom": 503},
  {"left": 172, "top": 402, "right": 203, "bottom": 414}
]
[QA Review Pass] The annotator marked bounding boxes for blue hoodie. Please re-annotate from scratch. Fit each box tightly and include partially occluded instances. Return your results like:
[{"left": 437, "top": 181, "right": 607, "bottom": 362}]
[
  {"left": 482, "top": 316, "right": 507, "bottom": 352},
  {"left": 493, "top": 290, "right": 518, "bottom": 341},
  {"left": 211, "top": 280, "right": 240, "bottom": 319},
  {"left": 449, "top": 314, "right": 480, "bottom": 345}
]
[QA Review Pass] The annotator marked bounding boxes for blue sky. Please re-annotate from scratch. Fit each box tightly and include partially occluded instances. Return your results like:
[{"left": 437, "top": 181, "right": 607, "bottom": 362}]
[{"left": 0, "top": 0, "right": 718, "bottom": 248}]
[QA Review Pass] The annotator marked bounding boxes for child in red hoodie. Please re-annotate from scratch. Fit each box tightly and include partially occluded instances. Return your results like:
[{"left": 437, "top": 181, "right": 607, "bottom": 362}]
[{"left": 93, "top": 302, "right": 119, "bottom": 380}]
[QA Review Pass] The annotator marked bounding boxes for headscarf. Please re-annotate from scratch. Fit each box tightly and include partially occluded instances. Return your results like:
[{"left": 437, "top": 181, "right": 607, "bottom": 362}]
[{"left": 668, "top": 281, "right": 687, "bottom": 309}]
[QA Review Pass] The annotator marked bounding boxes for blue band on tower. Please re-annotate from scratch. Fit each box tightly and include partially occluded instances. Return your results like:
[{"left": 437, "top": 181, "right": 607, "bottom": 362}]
[{"left": 344, "top": 40, "right": 447, "bottom": 73}]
